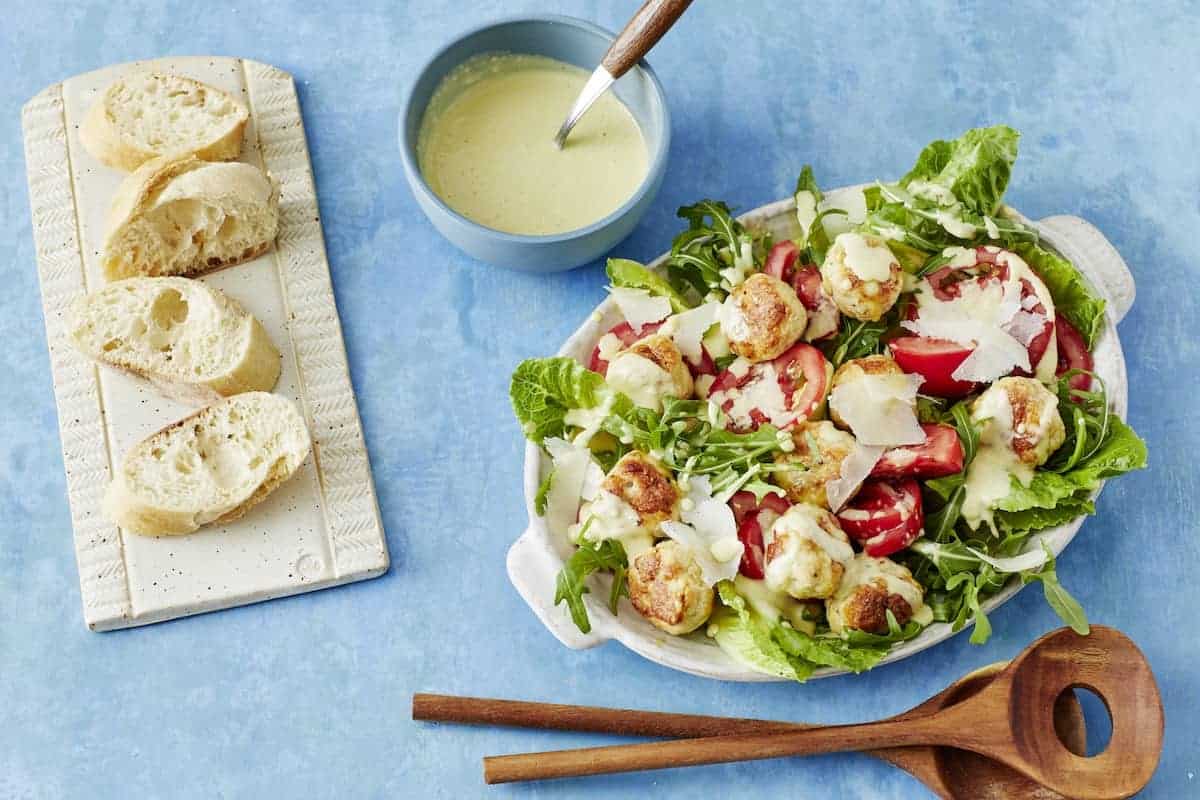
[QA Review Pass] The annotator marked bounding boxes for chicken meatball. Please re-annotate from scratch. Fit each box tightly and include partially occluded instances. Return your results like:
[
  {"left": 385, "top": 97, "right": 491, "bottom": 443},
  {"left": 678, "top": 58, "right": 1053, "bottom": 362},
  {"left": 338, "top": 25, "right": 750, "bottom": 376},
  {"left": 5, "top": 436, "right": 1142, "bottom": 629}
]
[
  {"left": 820, "top": 233, "right": 903, "bottom": 321},
  {"left": 773, "top": 421, "right": 859, "bottom": 508},
  {"left": 604, "top": 334, "right": 694, "bottom": 412},
  {"left": 828, "top": 355, "right": 906, "bottom": 429},
  {"left": 577, "top": 451, "right": 680, "bottom": 551},
  {"left": 718, "top": 273, "right": 807, "bottom": 362},
  {"left": 971, "top": 376, "right": 1066, "bottom": 467},
  {"left": 763, "top": 504, "right": 855, "bottom": 600},
  {"left": 826, "top": 554, "right": 930, "bottom": 635},
  {"left": 628, "top": 540, "right": 715, "bottom": 635}
]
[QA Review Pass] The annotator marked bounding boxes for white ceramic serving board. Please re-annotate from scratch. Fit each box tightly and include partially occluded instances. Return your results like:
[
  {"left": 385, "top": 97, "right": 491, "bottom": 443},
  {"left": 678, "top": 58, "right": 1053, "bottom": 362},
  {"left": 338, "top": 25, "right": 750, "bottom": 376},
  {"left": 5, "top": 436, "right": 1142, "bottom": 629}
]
[
  {"left": 509, "top": 187, "right": 1134, "bottom": 681},
  {"left": 22, "top": 57, "right": 389, "bottom": 631}
]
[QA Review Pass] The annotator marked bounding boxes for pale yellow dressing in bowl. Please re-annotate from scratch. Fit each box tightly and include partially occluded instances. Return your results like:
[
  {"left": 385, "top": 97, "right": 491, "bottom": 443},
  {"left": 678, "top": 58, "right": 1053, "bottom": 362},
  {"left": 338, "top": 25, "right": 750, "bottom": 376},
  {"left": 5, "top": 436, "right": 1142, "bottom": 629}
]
[{"left": 417, "top": 53, "right": 649, "bottom": 236}]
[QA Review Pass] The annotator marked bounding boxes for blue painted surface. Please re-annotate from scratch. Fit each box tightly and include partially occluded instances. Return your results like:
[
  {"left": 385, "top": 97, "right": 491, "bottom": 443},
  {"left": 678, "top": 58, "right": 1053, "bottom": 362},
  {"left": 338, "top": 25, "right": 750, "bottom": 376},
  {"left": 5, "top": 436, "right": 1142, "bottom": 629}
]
[{"left": 1, "top": 1, "right": 1196, "bottom": 797}]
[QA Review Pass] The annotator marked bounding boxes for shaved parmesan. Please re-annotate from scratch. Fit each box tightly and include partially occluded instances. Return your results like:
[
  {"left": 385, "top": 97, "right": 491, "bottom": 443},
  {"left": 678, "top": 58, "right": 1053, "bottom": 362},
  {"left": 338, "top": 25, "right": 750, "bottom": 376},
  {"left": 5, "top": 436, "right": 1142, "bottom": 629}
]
[
  {"left": 660, "top": 476, "right": 742, "bottom": 585},
  {"left": 906, "top": 276, "right": 1029, "bottom": 383},
  {"left": 609, "top": 287, "right": 671, "bottom": 331},
  {"left": 829, "top": 374, "right": 925, "bottom": 446},
  {"left": 542, "top": 438, "right": 594, "bottom": 537},
  {"left": 826, "top": 442, "right": 886, "bottom": 512},
  {"left": 669, "top": 302, "right": 721, "bottom": 367},
  {"left": 717, "top": 297, "right": 752, "bottom": 342},
  {"left": 1006, "top": 310, "right": 1048, "bottom": 346}
]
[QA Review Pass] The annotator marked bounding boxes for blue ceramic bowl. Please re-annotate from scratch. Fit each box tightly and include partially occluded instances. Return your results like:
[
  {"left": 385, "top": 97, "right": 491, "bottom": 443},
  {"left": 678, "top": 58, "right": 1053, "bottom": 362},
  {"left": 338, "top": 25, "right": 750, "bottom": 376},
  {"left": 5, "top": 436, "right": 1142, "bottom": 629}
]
[{"left": 399, "top": 15, "right": 671, "bottom": 272}]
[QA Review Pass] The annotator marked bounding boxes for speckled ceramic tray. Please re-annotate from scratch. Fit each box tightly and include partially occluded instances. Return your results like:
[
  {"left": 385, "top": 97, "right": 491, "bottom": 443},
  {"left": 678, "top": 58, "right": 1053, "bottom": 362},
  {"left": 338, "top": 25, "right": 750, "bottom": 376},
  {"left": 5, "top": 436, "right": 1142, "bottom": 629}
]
[
  {"left": 21, "top": 57, "right": 388, "bottom": 631},
  {"left": 508, "top": 186, "right": 1134, "bottom": 681}
]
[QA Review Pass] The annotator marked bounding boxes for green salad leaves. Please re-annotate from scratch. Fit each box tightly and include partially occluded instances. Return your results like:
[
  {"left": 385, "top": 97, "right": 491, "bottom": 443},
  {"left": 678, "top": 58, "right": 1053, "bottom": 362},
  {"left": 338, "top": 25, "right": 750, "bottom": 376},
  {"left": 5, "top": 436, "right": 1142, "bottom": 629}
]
[{"left": 510, "top": 357, "right": 617, "bottom": 444}]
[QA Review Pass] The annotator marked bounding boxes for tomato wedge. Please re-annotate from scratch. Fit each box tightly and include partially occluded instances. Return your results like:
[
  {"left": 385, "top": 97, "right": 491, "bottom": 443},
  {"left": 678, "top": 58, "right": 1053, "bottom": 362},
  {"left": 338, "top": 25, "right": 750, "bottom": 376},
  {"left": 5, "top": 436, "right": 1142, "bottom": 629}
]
[
  {"left": 837, "top": 479, "right": 923, "bottom": 557},
  {"left": 729, "top": 491, "right": 791, "bottom": 579},
  {"left": 710, "top": 343, "right": 832, "bottom": 432},
  {"left": 588, "top": 321, "right": 662, "bottom": 375},
  {"left": 764, "top": 240, "right": 801, "bottom": 283},
  {"left": 1055, "top": 315, "right": 1093, "bottom": 392},
  {"left": 888, "top": 336, "right": 976, "bottom": 397},
  {"left": 870, "top": 423, "right": 965, "bottom": 479}
]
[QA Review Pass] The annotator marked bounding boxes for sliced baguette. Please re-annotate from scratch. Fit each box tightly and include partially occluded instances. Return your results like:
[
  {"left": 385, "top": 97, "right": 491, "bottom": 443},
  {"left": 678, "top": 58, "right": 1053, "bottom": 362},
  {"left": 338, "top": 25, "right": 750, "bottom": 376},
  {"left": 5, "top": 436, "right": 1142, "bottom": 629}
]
[
  {"left": 80, "top": 73, "right": 249, "bottom": 171},
  {"left": 68, "top": 277, "right": 280, "bottom": 404},
  {"left": 104, "top": 392, "right": 312, "bottom": 536},
  {"left": 101, "top": 155, "right": 280, "bottom": 280}
]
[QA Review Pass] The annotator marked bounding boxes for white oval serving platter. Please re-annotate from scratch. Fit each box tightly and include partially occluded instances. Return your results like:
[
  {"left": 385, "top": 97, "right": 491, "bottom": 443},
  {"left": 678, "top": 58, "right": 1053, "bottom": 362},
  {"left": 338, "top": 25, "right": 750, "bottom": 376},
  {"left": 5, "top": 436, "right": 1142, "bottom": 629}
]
[{"left": 508, "top": 185, "right": 1134, "bottom": 681}]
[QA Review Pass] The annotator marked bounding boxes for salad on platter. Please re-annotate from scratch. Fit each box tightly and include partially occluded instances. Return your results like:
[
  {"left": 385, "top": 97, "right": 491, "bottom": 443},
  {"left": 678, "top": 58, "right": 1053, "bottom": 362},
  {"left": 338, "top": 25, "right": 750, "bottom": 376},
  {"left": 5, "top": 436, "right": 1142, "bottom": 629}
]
[{"left": 510, "top": 125, "right": 1146, "bottom": 681}]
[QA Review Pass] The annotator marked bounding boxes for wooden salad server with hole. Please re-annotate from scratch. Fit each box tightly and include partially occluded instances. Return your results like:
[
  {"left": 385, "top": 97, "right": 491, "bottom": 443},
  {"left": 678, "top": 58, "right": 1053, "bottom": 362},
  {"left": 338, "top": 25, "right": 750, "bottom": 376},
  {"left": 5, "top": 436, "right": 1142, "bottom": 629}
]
[
  {"left": 477, "top": 627, "right": 1163, "bottom": 798},
  {"left": 416, "top": 659, "right": 1086, "bottom": 799}
]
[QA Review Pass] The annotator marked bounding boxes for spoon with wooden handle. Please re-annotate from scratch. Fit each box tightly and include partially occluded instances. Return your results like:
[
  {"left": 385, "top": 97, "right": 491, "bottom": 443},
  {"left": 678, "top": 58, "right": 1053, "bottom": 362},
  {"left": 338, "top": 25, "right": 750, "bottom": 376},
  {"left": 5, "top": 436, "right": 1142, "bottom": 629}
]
[
  {"left": 481, "top": 627, "right": 1163, "bottom": 799},
  {"left": 415, "top": 661, "right": 1086, "bottom": 799},
  {"left": 553, "top": 0, "right": 693, "bottom": 149}
]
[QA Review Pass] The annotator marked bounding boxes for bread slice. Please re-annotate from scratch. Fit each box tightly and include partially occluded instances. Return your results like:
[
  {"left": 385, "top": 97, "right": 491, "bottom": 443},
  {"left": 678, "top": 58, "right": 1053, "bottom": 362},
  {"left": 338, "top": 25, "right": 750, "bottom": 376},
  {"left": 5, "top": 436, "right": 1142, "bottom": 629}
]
[
  {"left": 104, "top": 392, "right": 312, "bottom": 536},
  {"left": 101, "top": 155, "right": 280, "bottom": 280},
  {"left": 68, "top": 277, "right": 280, "bottom": 403},
  {"left": 80, "top": 73, "right": 249, "bottom": 171}
]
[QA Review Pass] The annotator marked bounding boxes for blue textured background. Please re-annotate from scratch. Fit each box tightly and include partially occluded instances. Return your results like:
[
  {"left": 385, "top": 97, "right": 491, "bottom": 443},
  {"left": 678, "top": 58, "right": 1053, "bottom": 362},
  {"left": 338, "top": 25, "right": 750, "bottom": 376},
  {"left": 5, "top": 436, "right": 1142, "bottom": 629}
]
[{"left": 2, "top": 1, "right": 1196, "bottom": 797}]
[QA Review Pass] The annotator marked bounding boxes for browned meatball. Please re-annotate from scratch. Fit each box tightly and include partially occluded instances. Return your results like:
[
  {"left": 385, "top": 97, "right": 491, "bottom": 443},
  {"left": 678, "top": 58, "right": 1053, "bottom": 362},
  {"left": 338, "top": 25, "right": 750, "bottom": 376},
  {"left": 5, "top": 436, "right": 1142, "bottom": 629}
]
[
  {"left": 718, "top": 273, "right": 807, "bottom": 362},
  {"left": 826, "top": 554, "right": 929, "bottom": 635},
  {"left": 628, "top": 540, "right": 715, "bottom": 635},
  {"left": 773, "top": 421, "right": 858, "bottom": 508}
]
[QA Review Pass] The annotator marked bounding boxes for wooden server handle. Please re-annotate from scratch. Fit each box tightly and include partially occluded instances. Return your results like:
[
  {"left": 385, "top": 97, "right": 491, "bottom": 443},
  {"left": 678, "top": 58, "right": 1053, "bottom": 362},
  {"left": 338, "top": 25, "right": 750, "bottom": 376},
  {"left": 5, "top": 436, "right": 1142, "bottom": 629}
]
[
  {"left": 601, "top": 0, "right": 694, "bottom": 78},
  {"left": 412, "top": 693, "right": 803, "bottom": 738}
]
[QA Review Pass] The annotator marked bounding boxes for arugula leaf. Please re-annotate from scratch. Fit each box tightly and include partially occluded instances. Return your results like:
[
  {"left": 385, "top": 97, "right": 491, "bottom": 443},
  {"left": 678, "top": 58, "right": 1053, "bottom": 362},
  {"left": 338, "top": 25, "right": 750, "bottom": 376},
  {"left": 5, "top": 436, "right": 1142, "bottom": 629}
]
[
  {"left": 606, "top": 258, "right": 693, "bottom": 313},
  {"left": 949, "top": 400, "right": 980, "bottom": 465},
  {"left": 534, "top": 470, "right": 554, "bottom": 516},
  {"left": 821, "top": 317, "right": 888, "bottom": 368},
  {"left": 1014, "top": 244, "right": 1107, "bottom": 348},
  {"left": 1021, "top": 543, "right": 1089, "bottom": 634},
  {"left": 668, "top": 200, "right": 768, "bottom": 299},
  {"left": 553, "top": 539, "right": 629, "bottom": 634},
  {"left": 510, "top": 357, "right": 612, "bottom": 444},
  {"left": 900, "top": 125, "right": 1020, "bottom": 217}
]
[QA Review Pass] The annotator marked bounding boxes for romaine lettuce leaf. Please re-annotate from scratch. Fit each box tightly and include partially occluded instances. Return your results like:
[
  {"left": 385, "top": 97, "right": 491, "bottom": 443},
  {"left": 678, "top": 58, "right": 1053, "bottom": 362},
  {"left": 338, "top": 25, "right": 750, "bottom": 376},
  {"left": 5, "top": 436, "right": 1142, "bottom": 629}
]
[
  {"left": 900, "top": 125, "right": 1020, "bottom": 217},
  {"left": 606, "top": 258, "right": 694, "bottom": 313},
  {"left": 1014, "top": 244, "right": 1107, "bottom": 348},
  {"left": 510, "top": 357, "right": 610, "bottom": 444},
  {"left": 712, "top": 582, "right": 812, "bottom": 681}
]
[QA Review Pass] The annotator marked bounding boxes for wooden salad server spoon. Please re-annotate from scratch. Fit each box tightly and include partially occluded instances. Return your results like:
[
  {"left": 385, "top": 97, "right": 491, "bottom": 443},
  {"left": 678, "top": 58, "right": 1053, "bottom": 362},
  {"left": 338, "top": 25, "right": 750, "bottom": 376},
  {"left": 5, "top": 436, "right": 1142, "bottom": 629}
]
[
  {"left": 479, "top": 627, "right": 1163, "bottom": 798},
  {"left": 416, "top": 660, "right": 1086, "bottom": 799}
]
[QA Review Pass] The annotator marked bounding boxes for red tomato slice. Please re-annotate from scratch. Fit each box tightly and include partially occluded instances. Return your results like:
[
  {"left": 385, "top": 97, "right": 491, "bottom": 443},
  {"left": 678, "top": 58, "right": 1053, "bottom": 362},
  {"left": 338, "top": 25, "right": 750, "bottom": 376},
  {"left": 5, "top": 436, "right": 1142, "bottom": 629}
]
[
  {"left": 729, "top": 491, "right": 792, "bottom": 579},
  {"left": 587, "top": 321, "right": 662, "bottom": 375},
  {"left": 775, "top": 343, "right": 832, "bottom": 421},
  {"left": 870, "top": 423, "right": 965, "bottom": 479},
  {"left": 710, "top": 343, "right": 831, "bottom": 432},
  {"left": 763, "top": 240, "right": 801, "bottom": 283},
  {"left": 790, "top": 265, "right": 823, "bottom": 308},
  {"left": 888, "top": 336, "right": 976, "bottom": 397},
  {"left": 736, "top": 516, "right": 767, "bottom": 579},
  {"left": 837, "top": 479, "right": 923, "bottom": 557},
  {"left": 1055, "top": 315, "right": 1093, "bottom": 392}
]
